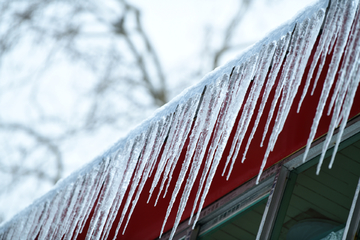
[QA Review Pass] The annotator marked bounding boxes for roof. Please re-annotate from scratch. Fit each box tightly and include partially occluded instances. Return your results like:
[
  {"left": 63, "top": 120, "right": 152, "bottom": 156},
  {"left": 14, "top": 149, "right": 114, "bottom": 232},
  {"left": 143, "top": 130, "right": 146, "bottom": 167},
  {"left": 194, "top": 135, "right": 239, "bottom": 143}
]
[{"left": 1, "top": 0, "right": 360, "bottom": 239}]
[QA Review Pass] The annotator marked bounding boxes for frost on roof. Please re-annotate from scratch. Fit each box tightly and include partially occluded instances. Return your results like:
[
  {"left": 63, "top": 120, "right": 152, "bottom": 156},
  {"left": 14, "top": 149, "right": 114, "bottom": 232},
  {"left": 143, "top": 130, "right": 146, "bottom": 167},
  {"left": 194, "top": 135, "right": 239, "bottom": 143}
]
[{"left": 1, "top": 0, "right": 360, "bottom": 239}]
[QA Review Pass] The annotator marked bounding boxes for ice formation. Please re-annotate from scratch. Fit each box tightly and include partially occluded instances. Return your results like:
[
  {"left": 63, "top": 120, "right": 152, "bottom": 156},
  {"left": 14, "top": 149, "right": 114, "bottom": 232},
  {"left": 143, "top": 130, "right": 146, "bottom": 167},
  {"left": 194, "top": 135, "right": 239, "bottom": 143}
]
[{"left": 1, "top": 0, "right": 360, "bottom": 239}]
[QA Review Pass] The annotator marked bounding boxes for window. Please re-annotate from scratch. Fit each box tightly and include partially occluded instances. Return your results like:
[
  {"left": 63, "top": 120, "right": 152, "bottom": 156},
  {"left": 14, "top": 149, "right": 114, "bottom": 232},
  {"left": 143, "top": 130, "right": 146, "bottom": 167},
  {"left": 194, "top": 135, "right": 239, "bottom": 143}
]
[
  {"left": 259, "top": 128, "right": 360, "bottom": 240},
  {"left": 272, "top": 141, "right": 360, "bottom": 239},
  {"left": 198, "top": 197, "right": 268, "bottom": 240}
]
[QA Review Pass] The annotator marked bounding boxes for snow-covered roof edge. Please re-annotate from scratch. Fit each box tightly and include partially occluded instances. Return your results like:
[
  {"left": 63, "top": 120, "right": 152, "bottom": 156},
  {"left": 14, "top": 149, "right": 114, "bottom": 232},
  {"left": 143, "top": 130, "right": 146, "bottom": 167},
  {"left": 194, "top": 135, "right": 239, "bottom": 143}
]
[{"left": 2, "top": 0, "right": 360, "bottom": 239}]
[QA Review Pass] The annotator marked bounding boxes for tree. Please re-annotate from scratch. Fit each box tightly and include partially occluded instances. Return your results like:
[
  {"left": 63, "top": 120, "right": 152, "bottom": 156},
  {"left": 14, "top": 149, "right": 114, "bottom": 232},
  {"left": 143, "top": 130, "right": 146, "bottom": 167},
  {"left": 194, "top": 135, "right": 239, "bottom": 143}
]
[{"left": 0, "top": 0, "right": 312, "bottom": 223}]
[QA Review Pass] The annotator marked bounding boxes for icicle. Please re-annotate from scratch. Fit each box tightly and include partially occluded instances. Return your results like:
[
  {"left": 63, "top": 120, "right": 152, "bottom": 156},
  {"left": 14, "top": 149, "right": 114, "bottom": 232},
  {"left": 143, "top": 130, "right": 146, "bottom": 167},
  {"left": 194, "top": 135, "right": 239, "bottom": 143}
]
[
  {"left": 191, "top": 55, "right": 259, "bottom": 226},
  {"left": 157, "top": 101, "right": 197, "bottom": 199},
  {"left": 187, "top": 66, "right": 242, "bottom": 225},
  {"left": 46, "top": 183, "right": 76, "bottom": 239},
  {"left": 154, "top": 96, "right": 201, "bottom": 236},
  {"left": 58, "top": 178, "right": 84, "bottom": 237},
  {"left": 64, "top": 176, "right": 89, "bottom": 240},
  {"left": 188, "top": 60, "right": 251, "bottom": 225},
  {"left": 76, "top": 157, "right": 112, "bottom": 238},
  {"left": 343, "top": 177, "right": 360, "bottom": 238},
  {"left": 328, "top": 6, "right": 360, "bottom": 167},
  {"left": 308, "top": 0, "right": 341, "bottom": 96},
  {"left": 303, "top": 0, "right": 358, "bottom": 165},
  {"left": 3, "top": 219, "right": 15, "bottom": 240},
  {"left": 147, "top": 105, "right": 185, "bottom": 204},
  {"left": 164, "top": 97, "right": 201, "bottom": 197},
  {"left": 37, "top": 191, "right": 63, "bottom": 240},
  {"left": 327, "top": 1, "right": 344, "bottom": 59},
  {"left": 237, "top": 42, "right": 277, "bottom": 165},
  {"left": 328, "top": 65, "right": 360, "bottom": 169},
  {"left": 297, "top": 9, "right": 326, "bottom": 112},
  {"left": 30, "top": 201, "right": 49, "bottom": 239},
  {"left": 97, "top": 132, "right": 147, "bottom": 239},
  {"left": 223, "top": 46, "right": 267, "bottom": 177},
  {"left": 112, "top": 123, "right": 156, "bottom": 235},
  {"left": 242, "top": 34, "right": 290, "bottom": 163},
  {"left": 161, "top": 76, "right": 228, "bottom": 239},
  {"left": 105, "top": 131, "right": 151, "bottom": 236},
  {"left": 85, "top": 159, "right": 119, "bottom": 239},
  {"left": 48, "top": 177, "right": 85, "bottom": 239},
  {"left": 7, "top": 216, "right": 26, "bottom": 240},
  {"left": 72, "top": 166, "right": 102, "bottom": 239},
  {"left": 163, "top": 102, "right": 200, "bottom": 198},
  {"left": 192, "top": 130, "right": 229, "bottom": 226},
  {"left": 148, "top": 115, "right": 173, "bottom": 180},
  {"left": 15, "top": 207, "right": 37, "bottom": 238},
  {"left": 260, "top": 33, "right": 291, "bottom": 148},
  {"left": 316, "top": 6, "right": 360, "bottom": 173},
  {"left": 86, "top": 131, "right": 142, "bottom": 239},
  {"left": 257, "top": 14, "right": 318, "bottom": 184},
  {"left": 92, "top": 170, "right": 124, "bottom": 240},
  {"left": 154, "top": 96, "right": 200, "bottom": 206},
  {"left": 328, "top": 5, "right": 360, "bottom": 117},
  {"left": 224, "top": 43, "right": 275, "bottom": 180},
  {"left": 91, "top": 158, "right": 129, "bottom": 239},
  {"left": 119, "top": 116, "right": 173, "bottom": 236},
  {"left": 8, "top": 201, "right": 41, "bottom": 239},
  {"left": 219, "top": 54, "right": 259, "bottom": 178},
  {"left": 316, "top": 72, "right": 352, "bottom": 174},
  {"left": 257, "top": 28, "right": 301, "bottom": 183}
]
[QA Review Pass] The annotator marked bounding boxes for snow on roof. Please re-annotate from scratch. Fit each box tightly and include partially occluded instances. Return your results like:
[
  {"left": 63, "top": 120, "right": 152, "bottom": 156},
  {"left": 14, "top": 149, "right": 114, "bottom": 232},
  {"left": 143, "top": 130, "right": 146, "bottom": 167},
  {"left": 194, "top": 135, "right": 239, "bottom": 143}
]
[{"left": 1, "top": 0, "right": 360, "bottom": 239}]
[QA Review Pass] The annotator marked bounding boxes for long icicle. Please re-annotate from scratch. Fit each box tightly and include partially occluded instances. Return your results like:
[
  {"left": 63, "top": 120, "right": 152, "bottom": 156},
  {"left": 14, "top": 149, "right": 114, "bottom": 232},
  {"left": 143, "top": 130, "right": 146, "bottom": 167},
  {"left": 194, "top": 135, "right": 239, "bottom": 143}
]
[
  {"left": 242, "top": 34, "right": 290, "bottom": 163},
  {"left": 188, "top": 66, "right": 242, "bottom": 225},
  {"left": 226, "top": 42, "right": 276, "bottom": 180},
  {"left": 303, "top": 0, "right": 357, "bottom": 164},
  {"left": 192, "top": 55, "right": 259, "bottom": 226}
]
